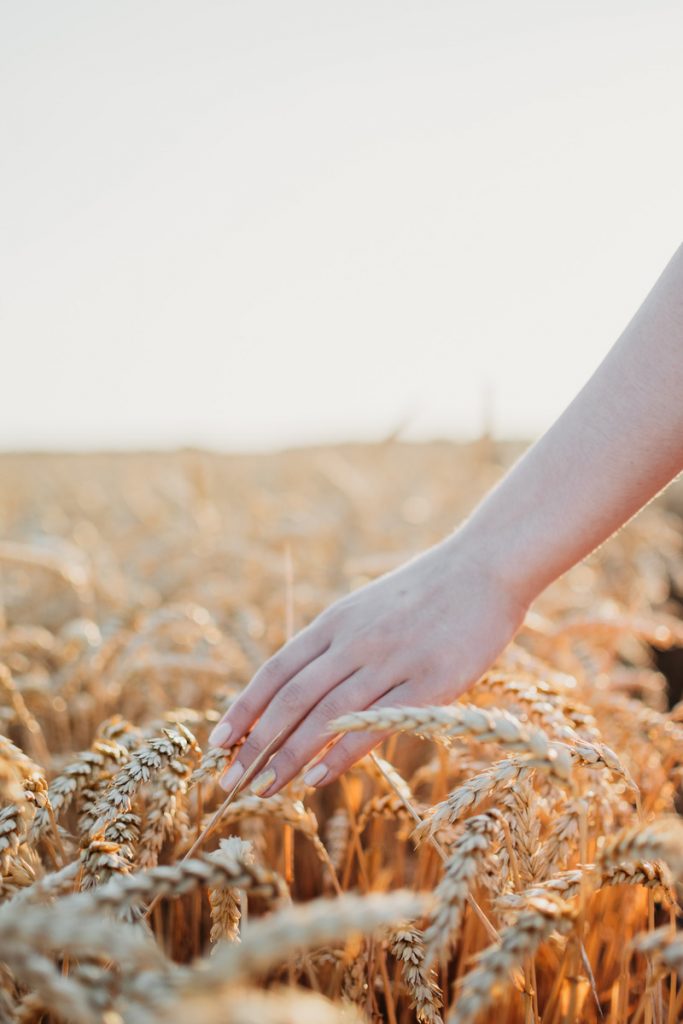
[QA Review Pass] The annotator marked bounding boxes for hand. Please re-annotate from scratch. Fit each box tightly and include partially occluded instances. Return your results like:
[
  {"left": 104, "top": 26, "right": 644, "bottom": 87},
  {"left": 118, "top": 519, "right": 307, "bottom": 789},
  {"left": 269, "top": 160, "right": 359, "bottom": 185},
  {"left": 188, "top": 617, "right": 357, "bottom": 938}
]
[{"left": 208, "top": 529, "right": 530, "bottom": 796}]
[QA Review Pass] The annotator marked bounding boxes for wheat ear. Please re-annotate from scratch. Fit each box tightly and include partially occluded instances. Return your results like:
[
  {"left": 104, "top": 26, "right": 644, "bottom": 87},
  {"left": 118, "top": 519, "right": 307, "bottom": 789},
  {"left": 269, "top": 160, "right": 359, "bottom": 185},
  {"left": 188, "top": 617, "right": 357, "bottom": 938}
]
[
  {"left": 187, "top": 890, "right": 427, "bottom": 988},
  {"left": 145, "top": 985, "right": 367, "bottom": 1024},
  {"left": 423, "top": 810, "right": 503, "bottom": 967},
  {"left": 78, "top": 847, "right": 288, "bottom": 915},
  {"left": 412, "top": 758, "right": 533, "bottom": 843},
  {"left": 0, "top": 946, "right": 99, "bottom": 1024},
  {"left": 89, "top": 724, "right": 199, "bottom": 834},
  {"left": 31, "top": 737, "right": 129, "bottom": 840},
  {"left": 633, "top": 926, "right": 683, "bottom": 980},
  {"left": 208, "top": 837, "right": 255, "bottom": 944},
  {"left": 333, "top": 705, "right": 626, "bottom": 784},
  {"left": 391, "top": 926, "right": 444, "bottom": 1024},
  {"left": 0, "top": 892, "right": 167, "bottom": 971},
  {"left": 599, "top": 816, "right": 683, "bottom": 882}
]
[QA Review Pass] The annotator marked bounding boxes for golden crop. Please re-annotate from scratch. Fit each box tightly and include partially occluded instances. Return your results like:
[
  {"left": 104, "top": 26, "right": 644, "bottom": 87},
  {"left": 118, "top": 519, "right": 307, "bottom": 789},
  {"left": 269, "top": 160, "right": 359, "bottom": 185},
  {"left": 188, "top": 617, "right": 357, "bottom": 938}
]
[{"left": 1, "top": 444, "right": 683, "bottom": 1024}]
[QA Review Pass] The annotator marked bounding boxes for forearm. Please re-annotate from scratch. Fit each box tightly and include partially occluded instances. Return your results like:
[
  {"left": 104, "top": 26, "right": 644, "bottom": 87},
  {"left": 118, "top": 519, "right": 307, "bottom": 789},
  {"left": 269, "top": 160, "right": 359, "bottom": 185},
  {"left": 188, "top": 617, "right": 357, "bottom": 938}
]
[{"left": 457, "top": 242, "right": 683, "bottom": 606}]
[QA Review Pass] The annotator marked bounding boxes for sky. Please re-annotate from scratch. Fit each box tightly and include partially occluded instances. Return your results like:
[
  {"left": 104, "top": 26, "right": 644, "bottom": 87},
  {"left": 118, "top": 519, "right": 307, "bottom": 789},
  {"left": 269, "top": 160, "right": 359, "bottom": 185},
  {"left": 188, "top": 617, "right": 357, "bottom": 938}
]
[{"left": 1, "top": 1, "right": 682, "bottom": 451}]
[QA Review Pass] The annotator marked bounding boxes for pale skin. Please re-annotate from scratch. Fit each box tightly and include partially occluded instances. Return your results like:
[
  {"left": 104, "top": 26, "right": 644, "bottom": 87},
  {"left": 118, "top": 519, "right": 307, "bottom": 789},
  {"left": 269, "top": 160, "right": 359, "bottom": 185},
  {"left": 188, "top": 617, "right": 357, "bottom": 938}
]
[{"left": 209, "top": 242, "right": 683, "bottom": 796}]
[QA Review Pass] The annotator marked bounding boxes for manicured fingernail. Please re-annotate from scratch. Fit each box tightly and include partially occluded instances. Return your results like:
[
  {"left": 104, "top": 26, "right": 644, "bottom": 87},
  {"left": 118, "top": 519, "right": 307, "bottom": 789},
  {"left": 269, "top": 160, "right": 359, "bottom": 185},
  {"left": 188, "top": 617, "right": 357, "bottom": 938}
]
[
  {"left": 209, "top": 721, "right": 234, "bottom": 747},
  {"left": 220, "top": 759, "right": 244, "bottom": 792},
  {"left": 303, "top": 763, "right": 329, "bottom": 787},
  {"left": 250, "top": 768, "right": 276, "bottom": 796}
]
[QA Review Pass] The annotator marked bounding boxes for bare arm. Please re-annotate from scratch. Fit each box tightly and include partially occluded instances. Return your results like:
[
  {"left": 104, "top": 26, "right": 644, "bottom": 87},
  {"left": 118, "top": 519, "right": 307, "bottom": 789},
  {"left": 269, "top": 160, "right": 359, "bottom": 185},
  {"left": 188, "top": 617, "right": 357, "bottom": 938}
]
[
  {"left": 209, "top": 242, "right": 683, "bottom": 797},
  {"left": 465, "top": 241, "right": 683, "bottom": 605}
]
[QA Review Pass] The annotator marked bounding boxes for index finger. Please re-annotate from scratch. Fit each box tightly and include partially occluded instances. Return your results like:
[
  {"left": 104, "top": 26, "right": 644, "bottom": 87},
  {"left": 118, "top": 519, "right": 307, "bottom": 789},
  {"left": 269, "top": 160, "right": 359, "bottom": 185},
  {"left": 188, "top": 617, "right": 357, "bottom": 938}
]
[{"left": 209, "top": 622, "right": 332, "bottom": 747}]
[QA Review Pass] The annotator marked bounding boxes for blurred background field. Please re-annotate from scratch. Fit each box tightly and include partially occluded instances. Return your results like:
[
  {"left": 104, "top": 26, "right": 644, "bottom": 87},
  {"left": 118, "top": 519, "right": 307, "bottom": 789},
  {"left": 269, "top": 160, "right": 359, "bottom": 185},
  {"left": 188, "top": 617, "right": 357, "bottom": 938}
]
[
  {"left": 3, "top": 439, "right": 683, "bottom": 724},
  {"left": 1, "top": 441, "right": 523, "bottom": 631}
]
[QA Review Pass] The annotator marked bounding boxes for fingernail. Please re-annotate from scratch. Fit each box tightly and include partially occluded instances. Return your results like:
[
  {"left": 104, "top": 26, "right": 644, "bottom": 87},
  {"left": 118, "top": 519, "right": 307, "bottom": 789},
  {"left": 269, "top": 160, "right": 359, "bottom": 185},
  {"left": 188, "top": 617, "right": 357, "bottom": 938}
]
[
  {"left": 250, "top": 768, "right": 276, "bottom": 796},
  {"left": 209, "top": 720, "right": 234, "bottom": 747},
  {"left": 303, "top": 762, "right": 329, "bottom": 787},
  {"left": 219, "top": 759, "right": 244, "bottom": 792}
]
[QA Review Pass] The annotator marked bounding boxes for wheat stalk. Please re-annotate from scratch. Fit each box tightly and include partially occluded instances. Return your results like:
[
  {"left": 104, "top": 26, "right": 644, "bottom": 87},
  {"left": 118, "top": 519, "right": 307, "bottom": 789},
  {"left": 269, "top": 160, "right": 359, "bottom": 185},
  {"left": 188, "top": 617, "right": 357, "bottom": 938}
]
[{"left": 448, "top": 894, "right": 576, "bottom": 1024}]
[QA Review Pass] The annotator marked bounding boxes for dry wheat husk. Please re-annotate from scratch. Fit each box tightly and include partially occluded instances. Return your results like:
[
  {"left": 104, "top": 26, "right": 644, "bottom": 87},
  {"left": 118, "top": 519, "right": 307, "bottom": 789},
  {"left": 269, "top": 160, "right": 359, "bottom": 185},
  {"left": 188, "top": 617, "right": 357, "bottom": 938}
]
[
  {"left": 145, "top": 985, "right": 367, "bottom": 1024},
  {"left": 325, "top": 807, "right": 350, "bottom": 875},
  {"left": 423, "top": 810, "right": 503, "bottom": 966},
  {"left": 187, "top": 890, "right": 427, "bottom": 988},
  {"left": 208, "top": 837, "right": 255, "bottom": 944},
  {"left": 89, "top": 724, "right": 200, "bottom": 834},
  {"left": 31, "top": 736, "right": 130, "bottom": 840},
  {"left": 391, "top": 925, "right": 443, "bottom": 1023},
  {"left": 633, "top": 926, "right": 683, "bottom": 980},
  {"left": 599, "top": 816, "right": 683, "bottom": 883}
]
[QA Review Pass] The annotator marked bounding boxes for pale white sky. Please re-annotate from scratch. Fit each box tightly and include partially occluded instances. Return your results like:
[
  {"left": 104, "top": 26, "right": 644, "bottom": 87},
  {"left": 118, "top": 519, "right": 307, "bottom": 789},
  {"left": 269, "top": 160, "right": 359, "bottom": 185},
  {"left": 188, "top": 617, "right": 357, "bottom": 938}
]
[{"left": 1, "top": 1, "right": 682, "bottom": 450}]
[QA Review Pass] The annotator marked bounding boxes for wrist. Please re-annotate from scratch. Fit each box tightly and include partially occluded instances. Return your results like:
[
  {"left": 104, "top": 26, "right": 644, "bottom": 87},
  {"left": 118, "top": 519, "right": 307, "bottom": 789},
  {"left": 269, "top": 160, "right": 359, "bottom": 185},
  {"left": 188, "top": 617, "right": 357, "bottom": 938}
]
[{"left": 442, "top": 514, "right": 543, "bottom": 615}]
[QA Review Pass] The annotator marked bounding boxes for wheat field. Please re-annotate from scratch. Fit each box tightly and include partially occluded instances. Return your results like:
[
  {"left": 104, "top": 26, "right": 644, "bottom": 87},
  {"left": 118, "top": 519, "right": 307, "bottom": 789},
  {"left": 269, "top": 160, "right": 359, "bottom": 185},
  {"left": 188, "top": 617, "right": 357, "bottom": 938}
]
[{"left": 2, "top": 442, "right": 683, "bottom": 1024}]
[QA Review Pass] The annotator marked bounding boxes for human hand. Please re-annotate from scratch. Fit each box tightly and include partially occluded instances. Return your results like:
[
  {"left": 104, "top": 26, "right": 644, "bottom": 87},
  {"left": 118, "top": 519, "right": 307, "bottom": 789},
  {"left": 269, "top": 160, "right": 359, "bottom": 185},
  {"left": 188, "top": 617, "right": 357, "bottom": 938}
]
[{"left": 208, "top": 529, "right": 530, "bottom": 796}]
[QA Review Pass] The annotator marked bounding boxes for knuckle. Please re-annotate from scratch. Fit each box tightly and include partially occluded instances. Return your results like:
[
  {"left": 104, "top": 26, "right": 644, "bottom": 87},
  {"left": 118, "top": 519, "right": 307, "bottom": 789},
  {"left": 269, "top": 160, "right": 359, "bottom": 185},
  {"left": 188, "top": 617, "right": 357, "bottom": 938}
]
[
  {"left": 356, "top": 625, "right": 388, "bottom": 656},
  {"left": 259, "top": 653, "right": 286, "bottom": 688},
  {"left": 330, "top": 732, "right": 373, "bottom": 769},
  {"left": 239, "top": 733, "right": 265, "bottom": 763},
  {"left": 403, "top": 648, "right": 441, "bottom": 683},
  {"left": 274, "top": 745, "right": 299, "bottom": 771},
  {"left": 320, "top": 600, "right": 350, "bottom": 630},
  {"left": 328, "top": 735, "right": 354, "bottom": 761},
  {"left": 317, "top": 693, "right": 344, "bottom": 722},
  {"left": 239, "top": 744, "right": 258, "bottom": 768},
  {"left": 324, "top": 747, "right": 349, "bottom": 776},
  {"left": 276, "top": 680, "right": 303, "bottom": 711},
  {"left": 232, "top": 693, "right": 258, "bottom": 723}
]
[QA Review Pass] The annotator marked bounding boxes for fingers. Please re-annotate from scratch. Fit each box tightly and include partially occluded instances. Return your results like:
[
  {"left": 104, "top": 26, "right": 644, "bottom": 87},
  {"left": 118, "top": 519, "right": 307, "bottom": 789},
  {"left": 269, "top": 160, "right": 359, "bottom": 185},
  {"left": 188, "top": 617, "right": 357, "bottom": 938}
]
[
  {"left": 255, "top": 665, "right": 390, "bottom": 795},
  {"left": 302, "top": 678, "right": 419, "bottom": 788},
  {"left": 209, "top": 621, "right": 331, "bottom": 748},
  {"left": 219, "top": 647, "right": 360, "bottom": 791}
]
